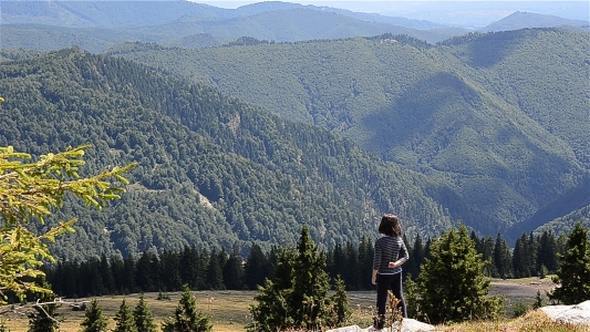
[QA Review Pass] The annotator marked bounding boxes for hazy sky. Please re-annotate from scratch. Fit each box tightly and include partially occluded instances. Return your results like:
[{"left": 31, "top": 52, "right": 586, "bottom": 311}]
[{"left": 197, "top": 1, "right": 589, "bottom": 26}]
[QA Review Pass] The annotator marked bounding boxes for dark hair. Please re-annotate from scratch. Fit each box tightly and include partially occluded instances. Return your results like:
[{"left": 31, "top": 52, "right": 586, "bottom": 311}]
[{"left": 378, "top": 214, "right": 402, "bottom": 237}]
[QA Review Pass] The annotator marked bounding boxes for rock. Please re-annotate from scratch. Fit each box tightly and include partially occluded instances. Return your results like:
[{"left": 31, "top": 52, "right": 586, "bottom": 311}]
[
  {"left": 541, "top": 300, "right": 590, "bottom": 325},
  {"left": 399, "top": 318, "right": 436, "bottom": 331},
  {"left": 327, "top": 318, "right": 435, "bottom": 332}
]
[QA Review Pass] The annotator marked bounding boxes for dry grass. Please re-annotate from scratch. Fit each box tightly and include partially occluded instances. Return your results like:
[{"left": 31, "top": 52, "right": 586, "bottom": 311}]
[{"left": 441, "top": 310, "right": 590, "bottom": 332}]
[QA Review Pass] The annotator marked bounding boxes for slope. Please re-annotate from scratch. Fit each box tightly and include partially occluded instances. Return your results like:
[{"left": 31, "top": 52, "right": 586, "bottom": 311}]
[
  {"left": 115, "top": 30, "right": 589, "bottom": 235},
  {"left": 483, "top": 11, "right": 588, "bottom": 32},
  {"left": 0, "top": 49, "right": 453, "bottom": 260}
]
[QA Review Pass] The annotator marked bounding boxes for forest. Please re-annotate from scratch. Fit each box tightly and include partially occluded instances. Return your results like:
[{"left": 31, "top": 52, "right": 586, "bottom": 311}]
[{"left": 46, "top": 230, "right": 563, "bottom": 297}]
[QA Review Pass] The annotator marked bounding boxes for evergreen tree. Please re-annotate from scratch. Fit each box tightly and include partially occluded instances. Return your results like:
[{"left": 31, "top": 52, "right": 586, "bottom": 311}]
[
  {"left": 27, "top": 301, "right": 59, "bottom": 332},
  {"left": 223, "top": 249, "right": 244, "bottom": 290},
  {"left": 244, "top": 244, "right": 269, "bottom": 290},
  {"left": 290, "top": 226, "right": 332, "bottom": 330},
  {"left": 537, "top": 231, "right": 558, "bottom": 273},
  {"left": 162, "top": 286, "right": 212, "bottom": 332},
  {"left": 133, "top": 295, "right": 156, "bottom": 332},
  {"left": 417, "top": 226, "right": 502, "bottom": 324},
  {"left": 493, "top": 234, "right": 512, "bottom": 278},
  {"left": 329, "top": 275, "right": 351, "bottom": 327},
  {"left": 206, "top": 250, "right": 224, "bottom": 290},
  {"left": 81, "top": 300, "right": 108, "bottom": 332},
  {"left": 114, "top": 300, "right": 137, "bottom": 332},
  {"left": 357, "top": 237, "right": 373, "bottom": 289},
  {"left": 550, "top": 223, "right": 590, "bottom": 304},
  {"left": 248, "top": 227, "right": 339, "bottom": 331}
]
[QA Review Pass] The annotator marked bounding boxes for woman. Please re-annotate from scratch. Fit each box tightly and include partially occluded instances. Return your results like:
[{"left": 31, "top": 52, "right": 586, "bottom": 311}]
[{"left": 371, "top": 214, "right": 409, "bottom": 328}]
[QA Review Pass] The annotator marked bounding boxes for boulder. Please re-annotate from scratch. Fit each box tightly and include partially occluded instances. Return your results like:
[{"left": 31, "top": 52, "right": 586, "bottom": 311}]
[
  {"left": 327, "top": 318, "right": 435, "bottom": 332},
  {"left": 541, "top": 300, "right": 590, "bottom": 325}
]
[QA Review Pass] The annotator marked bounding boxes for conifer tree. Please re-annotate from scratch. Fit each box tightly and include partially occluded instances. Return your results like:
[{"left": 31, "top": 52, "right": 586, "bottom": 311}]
[
  {"left": 493, "top": 234, "right": 512, "bottom": 278},
  {"left": 0, "top": 145, "right": 132, "bottom": 302},
  {"left": 162, "top": 286, "right": 212, "bottom": 332},
  {"left": 81, "top": 300, "right": 108, "bottom": 332},
  {"left": 114, "top": 300, "right": 137, "bottom": 332},
  {"left": 537, "top": 231, "right": 558, "bottom": 273},
  {"left": 244, "top": 244, "right": 268, "bottom": 290},
  {"left": 329, "top": 275, "right": 351, "bottom": 327},
  {"left": 133, "top": 295, "right": 156, "bottom": 332},
  {"left": 290, "top": 226, "right": 331, "bottom": 330},
  {"left": 27, "top": 302, "right": 59, "bottom": 332},
  {"left": 206, "top": 250, "right": 224, "bottom": 290},
  {"left": 550, "top": 223, "right": 590, "bottom": 304},
  {"left": 223, "top": 249, "right": 244, "bottom": 290},
  {"left": 417, "top": 226, "right": 501, "bottom": 324},
  {"left": 533, "top": 290, "right": 544, "bottom": 309}
]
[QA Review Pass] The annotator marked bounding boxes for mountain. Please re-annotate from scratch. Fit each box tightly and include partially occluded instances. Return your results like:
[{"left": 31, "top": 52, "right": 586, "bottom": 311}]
[
  {"left": 535, "top": 204, "right": 590, "bottom": 236},
  {"left": 114, "top": 29, "right": 590, "bottom": 236},
  {"left": 0, "top": 49, "right": 454, "bottom": 260},
  {"left": 483, "top": 11, "right": 588, "bottom": 32},
  {"left": 0, "top": 1, "right": 462, "bottom": 52}
]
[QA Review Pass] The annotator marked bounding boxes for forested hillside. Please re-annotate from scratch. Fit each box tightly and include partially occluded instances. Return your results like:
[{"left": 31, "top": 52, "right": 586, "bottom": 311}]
[
  {"left": 115, "top": 29, "right": 590, "bottom": 235},
  {"left": 0, "top": 49, "right": 453, "bottom": 260},
  {"left": 536, "top": 205, "right": 590, "bottom": 236}
]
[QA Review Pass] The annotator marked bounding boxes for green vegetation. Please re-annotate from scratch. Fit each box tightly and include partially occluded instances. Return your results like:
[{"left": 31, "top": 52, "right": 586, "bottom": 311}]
[
  {"left": 133, "top": 295, "right": 156, "bottom": 332},
  {"left": 416, "top": 226, "right": 502, "bottom": 324},
  {"left": 113, "top": 300, "right": 136, "bottom": 332},
  {"left": 549, "top": 223, "right": 590, "bottom": 304},
  {"left": 0, "top": 142, "right": 131, "bottom": 302},
  {"left": 0, "top": 49, "right": 453, "bottom": 259},
  {"left": 117, "top": 29, "right": 590, "bottom": 236},
  {"left": 81, "top": 300, "right": 108, "bottom": 332},
  {"left": 248, "top": 227, "right": 350, "bottom": 331},
  {"left": 162, "top": 287, "right": 212, "bottom": 332}
]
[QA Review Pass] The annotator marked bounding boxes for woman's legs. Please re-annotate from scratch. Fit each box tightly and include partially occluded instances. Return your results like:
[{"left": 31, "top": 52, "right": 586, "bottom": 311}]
[
  {"left": 391, "top": 272, "right": 407, "bottom": 318},
  {"left": 376, "top": 274, "right": 390, "bottom": 315}
]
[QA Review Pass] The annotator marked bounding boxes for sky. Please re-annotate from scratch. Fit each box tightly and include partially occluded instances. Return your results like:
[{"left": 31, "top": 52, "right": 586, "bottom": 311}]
[{"left": 197, "top": 1, "right": 590, "bottom": 26}]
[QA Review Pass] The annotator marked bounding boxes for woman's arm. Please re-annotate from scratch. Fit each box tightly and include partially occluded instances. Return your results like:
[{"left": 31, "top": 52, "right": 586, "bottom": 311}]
[
  {"left": 388, "top": 238, "right": 410, "bottom": 269},
  {"left": 372, "top": 240, "right": 382, "bottom": 285}
]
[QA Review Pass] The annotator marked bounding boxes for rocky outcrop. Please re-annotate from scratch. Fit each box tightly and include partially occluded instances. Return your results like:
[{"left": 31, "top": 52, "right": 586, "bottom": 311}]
[
  {"left": 541, "top": 300, "right": 590, "bottom": 325},
  {"left": 327, "top": 318, "right": 435, "bottom": 332}
]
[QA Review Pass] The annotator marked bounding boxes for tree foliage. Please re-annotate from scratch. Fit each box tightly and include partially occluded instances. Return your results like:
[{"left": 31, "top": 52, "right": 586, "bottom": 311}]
[
  {"left": 416, "top": 226, "right": 502, "bottom": 324},
  {"left": 114, "top": 300, "right": 137, "bottom": 332},
  {"left": 0, "top": 143, "right": 132, "bottom": 303},
  {"left": 162, "top": 286, "right": 212, "bottom": 332},
  {"left": 550, "top": 223, "right": 590, "bottom": 304},
  {"left": 134, "top": 295, "right": 156, "bottom": 332},
  {"left": 81, "top": 299, "right": 108, "bottom": 332}
]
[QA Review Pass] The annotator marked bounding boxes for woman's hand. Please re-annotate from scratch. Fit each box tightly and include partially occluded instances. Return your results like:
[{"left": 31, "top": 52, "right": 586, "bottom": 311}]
[
  {"left": 388, "top": 261, "right": 399, "bottom": 269},
  {"left": 371, "top": 274, "right": 377, "bottom": 286}
]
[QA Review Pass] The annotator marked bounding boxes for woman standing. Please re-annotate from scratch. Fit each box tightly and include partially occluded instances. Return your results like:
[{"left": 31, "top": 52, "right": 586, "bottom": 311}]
[{"left": 371, "top": 214, "right": 409, "bottom": 329}]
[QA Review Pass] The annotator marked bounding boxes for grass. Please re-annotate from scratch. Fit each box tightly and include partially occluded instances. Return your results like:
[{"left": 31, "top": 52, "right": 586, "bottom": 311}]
[{"left": 1, "top": 277, "right": 585, "bottom": 331}]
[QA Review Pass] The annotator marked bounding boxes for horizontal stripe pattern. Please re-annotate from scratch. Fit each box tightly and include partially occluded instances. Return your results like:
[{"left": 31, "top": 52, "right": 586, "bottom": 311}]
[{"left": 373, "top": 235, "right": 409, "bottom": 275}]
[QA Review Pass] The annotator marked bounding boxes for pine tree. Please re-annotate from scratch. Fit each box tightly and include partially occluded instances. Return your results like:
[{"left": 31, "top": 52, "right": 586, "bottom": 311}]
[
  {"left": 133, "top": 295, "right": 156, "bottom": 332},
  {"left": 417, "top": 226, "right": 502, "bottom": 324},
  {"left": 493, "top": 234, "right": 512, "bottom": 278},
  {"left": 537, "top": 231, "right": 558, "bottom": 273},
  {"left": 223, "top": 249, "right": 244, "bottom": 290},
  {"left": 290, "top": 226, "right": 332, "bottom": 330},
  {"left": 248, "top": 227, "right": 338, "bottom": 331},
  {"left": 81, "top": 300, "right": 108, "bottom": 332},
  {"left": 329, "top": 275, "right": 351, "bottom": 327},
  {"left": 549, "top": 223, "right": 590, "bottom": 304},
  {"left": 244, "top": 244, "right": 268, "bottom": 290},
  {"left": 28, "top": 301, "right": 59, "bottom": 332},
  {"left": 114, "top": 300, "right": 137, "bottom": 332},
  {"left": 0, "top": 145, "right": 132, "bottom": 302},
  {"left": 162, "top": 286, "right": 212, "bottom": 332},
  {"left": 206, "top": 250, "right": 224, "bottom": 290}
]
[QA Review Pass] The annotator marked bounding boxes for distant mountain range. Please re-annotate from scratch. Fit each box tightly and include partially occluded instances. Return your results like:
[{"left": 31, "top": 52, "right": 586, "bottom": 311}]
[
  {"left": 483, "top": 11, "right": 588, "bottom": 32},
  {"left": 2, "top": 1, "right": 587, "bottom": 52}
]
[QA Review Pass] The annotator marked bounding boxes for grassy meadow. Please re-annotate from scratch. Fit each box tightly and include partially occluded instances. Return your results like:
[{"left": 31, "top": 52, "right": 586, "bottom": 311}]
[{"left": 2, "top": 277, "right": 586, "bottom": 331}]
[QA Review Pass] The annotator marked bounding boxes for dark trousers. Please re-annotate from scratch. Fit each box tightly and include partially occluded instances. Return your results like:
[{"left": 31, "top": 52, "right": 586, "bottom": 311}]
[{"left": 376, "top": 273, "right": 407, "bottom": 317}]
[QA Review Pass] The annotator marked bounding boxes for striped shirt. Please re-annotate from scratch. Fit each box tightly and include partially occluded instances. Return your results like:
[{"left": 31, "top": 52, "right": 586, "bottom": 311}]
[{"left": 373, "top": 235, "right": 409, "bottom": 275}]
